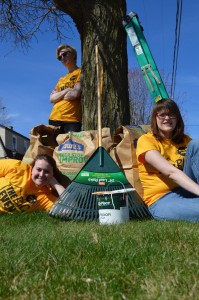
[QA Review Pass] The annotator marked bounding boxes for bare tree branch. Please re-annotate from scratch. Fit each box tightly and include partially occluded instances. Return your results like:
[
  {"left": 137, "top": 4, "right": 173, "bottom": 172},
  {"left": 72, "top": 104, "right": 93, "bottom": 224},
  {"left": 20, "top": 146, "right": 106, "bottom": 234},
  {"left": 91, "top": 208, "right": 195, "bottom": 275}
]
[
  {"left": 128, "top": 68, "right": 185, "bottom": 126},
  {"left": 128, "top": 68, "right": 153, "bottom": 125},
  {"left": 0, "top": 0, "right": 74, "bottom": 50},
  {"left": 0, "top": 98, "right": 11, "bottom": 126}
]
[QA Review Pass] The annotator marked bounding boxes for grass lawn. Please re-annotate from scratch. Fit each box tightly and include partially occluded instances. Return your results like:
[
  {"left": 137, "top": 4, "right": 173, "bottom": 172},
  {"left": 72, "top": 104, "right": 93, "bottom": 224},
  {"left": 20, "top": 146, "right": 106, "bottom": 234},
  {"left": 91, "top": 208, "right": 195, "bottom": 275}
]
[{"left": 0, "top": 212, "right": 198, "bottom": 299}]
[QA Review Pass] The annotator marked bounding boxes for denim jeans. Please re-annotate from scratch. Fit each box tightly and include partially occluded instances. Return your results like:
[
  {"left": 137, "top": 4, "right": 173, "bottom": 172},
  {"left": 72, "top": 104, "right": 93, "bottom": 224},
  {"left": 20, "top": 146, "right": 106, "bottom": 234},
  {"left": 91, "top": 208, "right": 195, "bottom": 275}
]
[
  {"left": 149, "top": 140, "right": 199, "bottom": 222},
  {"left": 49, "top": 120, "right": 82, "bottom": 133}
]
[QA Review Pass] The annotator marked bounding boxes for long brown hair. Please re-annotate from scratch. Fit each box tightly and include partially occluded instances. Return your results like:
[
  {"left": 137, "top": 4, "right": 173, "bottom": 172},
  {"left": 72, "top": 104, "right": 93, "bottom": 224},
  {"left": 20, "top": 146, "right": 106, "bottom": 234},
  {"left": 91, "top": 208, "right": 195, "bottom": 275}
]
[{"left": 151, "top": 98, "right": 185, "bottom": 143}]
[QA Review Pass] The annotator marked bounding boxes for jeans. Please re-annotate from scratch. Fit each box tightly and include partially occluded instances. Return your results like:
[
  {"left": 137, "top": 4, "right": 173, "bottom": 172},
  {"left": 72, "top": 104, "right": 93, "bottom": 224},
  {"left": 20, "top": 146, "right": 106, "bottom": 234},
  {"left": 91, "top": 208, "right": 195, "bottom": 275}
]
[
  {"left": 149, "top": 140, "right": 199, "bottom": 222},
  {"left": 61, "top": 122, "right": 82, "bottom": 133},
  {"left": 49, "top": 120, "right": 82, "bottom": 133},
  {"left": 48, "top": 120, "right": 82, "bottom": 145}
]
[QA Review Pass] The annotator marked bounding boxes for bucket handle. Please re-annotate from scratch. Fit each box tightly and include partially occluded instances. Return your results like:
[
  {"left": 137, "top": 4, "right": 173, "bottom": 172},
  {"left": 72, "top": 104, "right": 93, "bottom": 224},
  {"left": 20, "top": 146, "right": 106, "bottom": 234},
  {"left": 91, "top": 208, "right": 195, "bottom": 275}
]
[
  {"left": 106, "top": 181, "right": 126, "bottom": 210},
  {"left": 106, "top": 181, "right": 126, "bottom": 192}
]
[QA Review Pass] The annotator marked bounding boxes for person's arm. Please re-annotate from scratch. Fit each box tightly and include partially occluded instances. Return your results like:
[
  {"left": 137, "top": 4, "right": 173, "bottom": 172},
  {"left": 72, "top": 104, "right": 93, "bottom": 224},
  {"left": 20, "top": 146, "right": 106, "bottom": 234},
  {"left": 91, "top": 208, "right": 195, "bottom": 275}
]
[
  {"left": 48, "top": 176, "right": 65, "bottom": 196},
  {"left": 63, "top": 81, "right": 81, "bottom": 101},
  {"left": 50, "top": 81, "right": 81, "bottom": 104},
  {"left": 144, "top": 150, "right": 199, "bottom": 196},
  {"left": 49, "top": 88, "right": 69, "bottom": 104}
]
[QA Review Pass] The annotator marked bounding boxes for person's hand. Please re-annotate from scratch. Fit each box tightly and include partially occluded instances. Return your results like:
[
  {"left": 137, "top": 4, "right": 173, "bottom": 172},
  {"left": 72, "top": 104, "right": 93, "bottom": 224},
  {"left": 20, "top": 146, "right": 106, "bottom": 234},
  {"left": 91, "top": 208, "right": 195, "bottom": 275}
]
[
  {"left": 51, "top": 88, "right": 59, "bottom": 95},
  {"left": 48, "top": 176, "right": 58, "bottom": 188},
  {"left": 48, "top": 176, "right": 65, "bottom": 196}
]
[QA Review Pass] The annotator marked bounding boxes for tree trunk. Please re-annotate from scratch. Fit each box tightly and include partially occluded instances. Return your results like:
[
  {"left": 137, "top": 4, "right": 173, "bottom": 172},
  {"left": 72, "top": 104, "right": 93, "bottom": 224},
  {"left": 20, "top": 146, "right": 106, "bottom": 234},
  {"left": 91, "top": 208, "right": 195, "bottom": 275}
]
[{"left": 55, "top": 0, "right": 130, "bottom": 133}]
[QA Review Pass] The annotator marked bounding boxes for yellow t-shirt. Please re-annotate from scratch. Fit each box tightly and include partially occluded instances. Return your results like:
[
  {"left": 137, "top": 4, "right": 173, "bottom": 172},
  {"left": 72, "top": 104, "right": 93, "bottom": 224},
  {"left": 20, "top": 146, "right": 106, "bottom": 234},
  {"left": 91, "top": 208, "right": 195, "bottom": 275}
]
[
  {"left": 136, "top": 132, "right": 191, "bottom": 207},
  {"left": 0, "top": 159, "right": 57, "bottom": 214},
  {"left": 49, "top": 68, "right": 82, "bottom": 122}
]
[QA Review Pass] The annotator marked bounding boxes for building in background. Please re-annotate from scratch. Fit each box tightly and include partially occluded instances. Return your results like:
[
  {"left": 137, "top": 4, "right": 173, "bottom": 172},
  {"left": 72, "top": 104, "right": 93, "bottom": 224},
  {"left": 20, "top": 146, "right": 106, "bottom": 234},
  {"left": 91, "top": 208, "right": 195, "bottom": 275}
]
[{"left": 0, "top": 125, "right": 29, "bottom": 159}]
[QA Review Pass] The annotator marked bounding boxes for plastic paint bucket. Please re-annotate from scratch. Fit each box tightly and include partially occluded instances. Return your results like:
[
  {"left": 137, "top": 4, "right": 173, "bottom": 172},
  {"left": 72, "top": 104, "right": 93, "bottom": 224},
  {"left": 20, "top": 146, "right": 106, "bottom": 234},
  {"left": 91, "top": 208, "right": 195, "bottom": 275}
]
[{"left": 93, "top": 188, "right": 134, "bottom": 225}]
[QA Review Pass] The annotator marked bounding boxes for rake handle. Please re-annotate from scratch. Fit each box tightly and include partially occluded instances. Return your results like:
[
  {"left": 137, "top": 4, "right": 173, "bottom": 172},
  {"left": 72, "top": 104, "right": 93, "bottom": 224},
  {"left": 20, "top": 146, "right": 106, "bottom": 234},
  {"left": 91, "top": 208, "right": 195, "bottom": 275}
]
[{"left": 95, "top": 43, "right": 103, "bottom": 147}]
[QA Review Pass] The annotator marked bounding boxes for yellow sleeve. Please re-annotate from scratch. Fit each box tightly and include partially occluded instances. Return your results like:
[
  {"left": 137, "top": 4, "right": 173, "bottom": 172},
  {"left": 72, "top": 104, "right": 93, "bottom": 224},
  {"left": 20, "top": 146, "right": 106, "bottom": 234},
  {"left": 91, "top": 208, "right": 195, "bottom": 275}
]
[
  {"left": 76, "top": 68, "right": 81, "bottom": 82},
  {"left": 28, "top": 190, "right": 58, "bottom": 212},
  {"left": 0, "top": 159, "right": 22, "bottom": 177},
  {"left": 136, "top": 133, "right": 160, "bottom": 163}
]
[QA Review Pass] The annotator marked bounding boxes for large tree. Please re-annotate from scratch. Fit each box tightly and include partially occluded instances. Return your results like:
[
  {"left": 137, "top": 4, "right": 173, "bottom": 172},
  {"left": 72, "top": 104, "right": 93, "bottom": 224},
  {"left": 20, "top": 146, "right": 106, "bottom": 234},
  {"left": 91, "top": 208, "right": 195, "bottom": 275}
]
[{"left": 0, "top": 0, "right": 130, "bottom": 133}]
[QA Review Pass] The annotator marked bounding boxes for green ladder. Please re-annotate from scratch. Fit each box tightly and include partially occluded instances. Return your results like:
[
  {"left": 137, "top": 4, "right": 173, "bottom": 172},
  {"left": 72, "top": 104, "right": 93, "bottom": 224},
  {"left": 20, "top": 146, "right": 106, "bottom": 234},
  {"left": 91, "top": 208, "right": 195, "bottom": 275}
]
[{"left": 123, "top": 12, "right": 169, "bottom": 103}]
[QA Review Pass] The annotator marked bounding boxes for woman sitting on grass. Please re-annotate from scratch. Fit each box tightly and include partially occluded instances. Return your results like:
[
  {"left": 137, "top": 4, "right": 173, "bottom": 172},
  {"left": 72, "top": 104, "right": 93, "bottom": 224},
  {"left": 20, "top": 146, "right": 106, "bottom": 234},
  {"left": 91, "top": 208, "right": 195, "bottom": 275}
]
[
  {"left": 0, "top": 154, "right": 69, "bottom": 214},
  {"left": 136, "top": 98, "right": 199, "bottom": 222}
]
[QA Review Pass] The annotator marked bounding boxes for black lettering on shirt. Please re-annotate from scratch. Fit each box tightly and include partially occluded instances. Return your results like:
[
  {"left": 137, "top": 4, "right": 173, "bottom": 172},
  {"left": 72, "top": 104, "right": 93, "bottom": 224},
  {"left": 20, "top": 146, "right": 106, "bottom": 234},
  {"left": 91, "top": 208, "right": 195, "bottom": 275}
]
[
  {"left": 177, "top": 146, "right": 187, "bottom": 156},
  {"left": 0, "top": 185, "right": 37, "bottom": 213},
  {"left": 59, "top": 75, "right": 78, "bottom": 91},
  {"left": 174, "top": 158, "right": 184, "bottom": 171}
]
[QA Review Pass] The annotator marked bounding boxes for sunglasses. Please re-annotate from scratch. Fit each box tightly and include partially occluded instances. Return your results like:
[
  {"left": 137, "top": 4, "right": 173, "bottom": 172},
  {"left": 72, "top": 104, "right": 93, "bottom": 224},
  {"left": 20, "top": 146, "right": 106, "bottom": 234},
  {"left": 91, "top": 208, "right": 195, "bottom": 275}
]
[
  {"left": 57, "top": 51, "right": 72, "bottom": 61},
  {"left": 156, "top": 112, "right": 176, "bottom": 120}
]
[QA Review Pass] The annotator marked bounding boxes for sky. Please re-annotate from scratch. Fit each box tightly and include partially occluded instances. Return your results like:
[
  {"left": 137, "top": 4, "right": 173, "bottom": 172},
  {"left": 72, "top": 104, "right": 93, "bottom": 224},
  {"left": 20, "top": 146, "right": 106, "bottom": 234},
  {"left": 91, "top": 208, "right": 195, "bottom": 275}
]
[{"left": 1, "top": 0, "right": 199, "bottom": 139}]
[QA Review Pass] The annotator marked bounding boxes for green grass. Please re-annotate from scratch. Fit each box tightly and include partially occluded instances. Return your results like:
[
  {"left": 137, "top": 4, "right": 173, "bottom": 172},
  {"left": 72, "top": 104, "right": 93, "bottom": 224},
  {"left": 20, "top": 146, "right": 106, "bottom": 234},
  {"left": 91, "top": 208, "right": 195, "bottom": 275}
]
[{"left": 0, "top": 213, "right": 198, "bottom": 300}]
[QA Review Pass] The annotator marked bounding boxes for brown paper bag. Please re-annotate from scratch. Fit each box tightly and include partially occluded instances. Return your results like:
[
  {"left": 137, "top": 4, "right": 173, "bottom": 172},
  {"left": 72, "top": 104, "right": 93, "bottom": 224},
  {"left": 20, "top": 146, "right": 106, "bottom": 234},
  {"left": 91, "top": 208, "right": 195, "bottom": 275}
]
[
  {"left": 53, "top": 128, "right": 113, "bottom": 180},
  {"left": 109, "top": 125, "right": 151, "bottom": 198},
  {"left": 22, "top": 124, "right": 60, "bottom": 164}
]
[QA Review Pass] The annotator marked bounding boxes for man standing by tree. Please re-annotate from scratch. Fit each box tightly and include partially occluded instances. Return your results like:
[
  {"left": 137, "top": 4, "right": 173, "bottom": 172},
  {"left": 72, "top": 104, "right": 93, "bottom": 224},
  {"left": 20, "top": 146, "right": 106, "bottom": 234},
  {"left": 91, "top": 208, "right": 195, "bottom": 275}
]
[{"left": 49, "top": 44, "right": 82, "bottom": 133}]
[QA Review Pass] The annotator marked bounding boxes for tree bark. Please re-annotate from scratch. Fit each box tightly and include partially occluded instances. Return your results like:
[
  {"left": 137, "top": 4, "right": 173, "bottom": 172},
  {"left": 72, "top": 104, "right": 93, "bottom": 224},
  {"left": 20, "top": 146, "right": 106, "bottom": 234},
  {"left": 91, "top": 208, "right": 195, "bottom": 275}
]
[{"left": 54, "top": 0, "right": 130, "bottom": 133}]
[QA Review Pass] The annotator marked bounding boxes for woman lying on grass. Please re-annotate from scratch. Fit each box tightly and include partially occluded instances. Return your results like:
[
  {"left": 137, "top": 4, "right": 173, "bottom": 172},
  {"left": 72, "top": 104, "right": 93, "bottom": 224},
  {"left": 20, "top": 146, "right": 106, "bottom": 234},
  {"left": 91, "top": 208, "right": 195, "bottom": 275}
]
[
  {"left": 136, "top": 98, "right": 199, "bottom": 222},
  {"left": 0, "top": 154, "right": 69, "bottom": 214}
]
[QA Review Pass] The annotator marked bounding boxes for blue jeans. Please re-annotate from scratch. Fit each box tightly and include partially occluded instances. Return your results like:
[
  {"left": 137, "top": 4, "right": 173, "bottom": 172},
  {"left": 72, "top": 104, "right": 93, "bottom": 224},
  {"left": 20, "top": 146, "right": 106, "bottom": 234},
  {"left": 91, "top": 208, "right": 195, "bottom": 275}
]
[{"left": 149, "top": 140, "right": 199, "bottom": 222}]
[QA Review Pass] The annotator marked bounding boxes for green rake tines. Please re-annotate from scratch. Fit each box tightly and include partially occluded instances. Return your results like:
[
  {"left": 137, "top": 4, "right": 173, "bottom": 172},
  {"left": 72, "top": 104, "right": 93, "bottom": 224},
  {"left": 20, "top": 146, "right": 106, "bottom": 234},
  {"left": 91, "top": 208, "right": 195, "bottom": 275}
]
[{"left": 49, "top": 147, "right": 152, "bottom": 221}]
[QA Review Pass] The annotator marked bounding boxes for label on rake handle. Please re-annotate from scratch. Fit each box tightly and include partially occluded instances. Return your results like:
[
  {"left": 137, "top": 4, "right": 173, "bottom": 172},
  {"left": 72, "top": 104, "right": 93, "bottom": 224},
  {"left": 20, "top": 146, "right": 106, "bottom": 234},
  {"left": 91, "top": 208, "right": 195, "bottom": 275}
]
[{"left": 74, "top": 170, "right": 129, "bottom": 186}]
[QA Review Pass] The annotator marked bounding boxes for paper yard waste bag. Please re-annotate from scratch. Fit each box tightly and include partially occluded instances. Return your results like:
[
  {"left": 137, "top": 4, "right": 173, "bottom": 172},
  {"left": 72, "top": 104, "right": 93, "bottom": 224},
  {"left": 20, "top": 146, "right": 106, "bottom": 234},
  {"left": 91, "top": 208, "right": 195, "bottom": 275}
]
[
  {"left": 22, "top": 124, "right": 60, "bottom": 164},
  {"left": 109, "top": 125, "right": 150, "bottom": 198},
  {"left": 53, "top": 128, "right": 113, "bottom": 180}
]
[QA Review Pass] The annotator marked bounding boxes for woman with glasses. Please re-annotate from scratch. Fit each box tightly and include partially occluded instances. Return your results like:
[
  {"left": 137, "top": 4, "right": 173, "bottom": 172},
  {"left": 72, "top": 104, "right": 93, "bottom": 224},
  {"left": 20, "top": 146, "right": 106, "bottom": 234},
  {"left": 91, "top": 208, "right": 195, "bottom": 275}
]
[
  {"left": 48, "top": 44, "right": 82, "bottom": 133},
  {"left": 136, "top": 98, "right": 199, "bottom": 222}
]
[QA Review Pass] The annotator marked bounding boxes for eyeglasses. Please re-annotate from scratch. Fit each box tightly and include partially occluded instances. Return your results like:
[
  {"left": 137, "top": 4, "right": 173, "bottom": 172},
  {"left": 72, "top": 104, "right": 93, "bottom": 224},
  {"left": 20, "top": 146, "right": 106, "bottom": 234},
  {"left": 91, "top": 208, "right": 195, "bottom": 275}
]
[
  {"left": 57, "top": 51, "right": 72, "bottom": 61},
  {"left": 156, "top": 112, "right": 176, "bottom": 120}
]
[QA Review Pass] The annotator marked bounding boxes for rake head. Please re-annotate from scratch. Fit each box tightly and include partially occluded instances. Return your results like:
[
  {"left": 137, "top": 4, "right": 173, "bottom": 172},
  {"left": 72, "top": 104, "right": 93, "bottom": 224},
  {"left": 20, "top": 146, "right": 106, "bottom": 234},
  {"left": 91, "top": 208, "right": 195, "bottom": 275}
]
[
  {"left": 49, "top": 146, "right": 152, "bottom": 221},
  {"left": 48, "top": 181, "right": 152, "bottom": 221}
]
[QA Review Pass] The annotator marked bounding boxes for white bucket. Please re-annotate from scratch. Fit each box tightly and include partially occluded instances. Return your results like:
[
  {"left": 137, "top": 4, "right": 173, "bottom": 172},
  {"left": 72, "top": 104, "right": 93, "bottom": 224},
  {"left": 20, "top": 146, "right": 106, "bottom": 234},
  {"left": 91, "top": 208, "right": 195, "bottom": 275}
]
[{"left": 93, "top": 188, "right": 134, "bottom": 225}]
